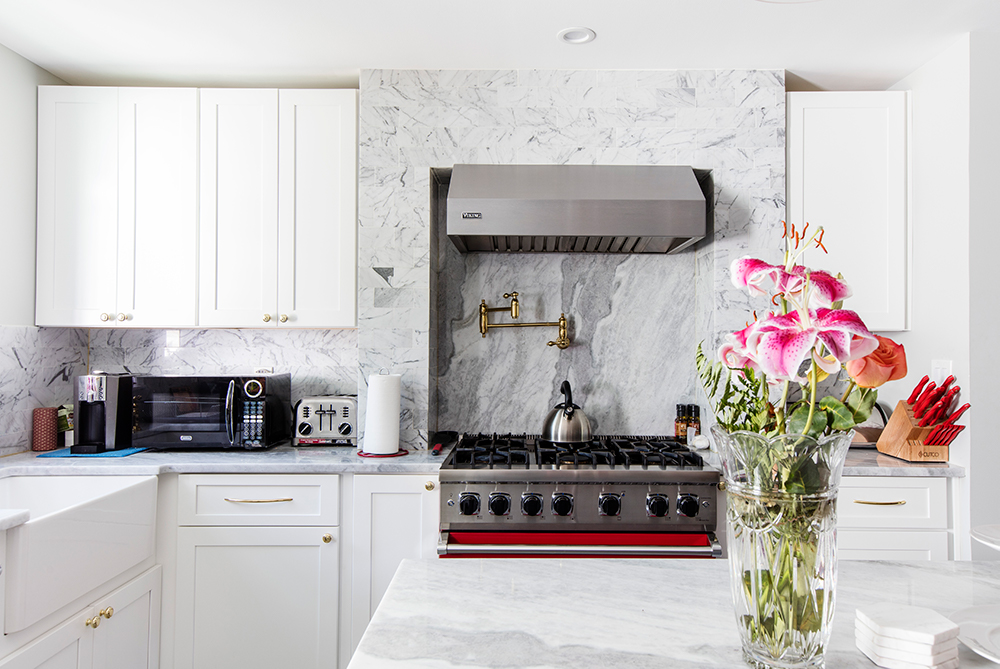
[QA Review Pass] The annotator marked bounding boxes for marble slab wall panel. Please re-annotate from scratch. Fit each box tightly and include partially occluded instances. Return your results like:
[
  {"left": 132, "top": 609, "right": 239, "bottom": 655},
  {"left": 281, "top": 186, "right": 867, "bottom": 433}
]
[
  {"left": 0, "top": 326, "right": 87, "bottom": 455},
  {"left": 361, "top": 69, "right": 786, "bottom": 439},
  {"left": 85, "top": 329, "right": 360, "bottom": 402}
]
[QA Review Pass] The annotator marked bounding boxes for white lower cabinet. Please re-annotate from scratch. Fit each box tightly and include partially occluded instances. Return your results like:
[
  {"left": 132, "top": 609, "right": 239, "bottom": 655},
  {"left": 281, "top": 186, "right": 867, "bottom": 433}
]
[
  {"left": 0, "top": 567, "right": 161, "bottom": 669},
  {"left": 173, "top": 475, "right": 339, "bottom": 669},
  {"left": 837, "top": 477, "right": 951, "bottom": 560},
  {"left": 348, "top": 475, "right": 439, "bottom": 657}
]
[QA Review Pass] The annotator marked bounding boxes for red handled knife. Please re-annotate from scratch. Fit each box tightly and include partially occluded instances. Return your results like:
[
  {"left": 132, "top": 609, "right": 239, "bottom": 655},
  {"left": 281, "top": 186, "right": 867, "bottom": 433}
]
[
  {"left": 942, "top": 403, "right": 971, "bottom": 427},
  {"left": 913, "top": 382, "right": 938, "bottom": 417},
  {"left": 931, "top": 386, "right": 961, "bottom": 424},
  {"left": 907, "top": 375, "right": 930, "bottom": 405},
  {"left": 942, "top": 424, "right": 966, "bottom": 446}
]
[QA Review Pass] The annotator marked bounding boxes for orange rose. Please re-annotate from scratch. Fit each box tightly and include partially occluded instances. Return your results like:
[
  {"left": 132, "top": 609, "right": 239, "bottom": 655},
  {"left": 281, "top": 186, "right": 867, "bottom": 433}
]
[{"left": 845, "top": 335, "right": 907, "bottom": 388}]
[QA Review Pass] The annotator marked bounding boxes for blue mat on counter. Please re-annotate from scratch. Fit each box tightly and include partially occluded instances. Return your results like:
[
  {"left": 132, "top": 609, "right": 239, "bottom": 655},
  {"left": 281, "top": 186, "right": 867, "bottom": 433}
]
[{"left": 37, "top": 447, "right": 150, "bottom": 458}]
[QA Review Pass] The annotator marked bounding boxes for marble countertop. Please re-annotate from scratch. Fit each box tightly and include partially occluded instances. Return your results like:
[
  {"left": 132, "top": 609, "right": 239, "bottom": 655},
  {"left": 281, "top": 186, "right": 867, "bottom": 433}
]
[
  {"left": 697, "top": 446, "right": 965, "bottom": 478},
  {"left": 0, "top": 443, "right": 961, "bottom": 478},
  {"left": 842, "top": 447, "right": 965, "bottom": 477},
  {"left": 0, "top": 444, "right": 447, "bottom": 477},
  {"left": 348, "top": 558, "right": 1000, "bottom": 668}
]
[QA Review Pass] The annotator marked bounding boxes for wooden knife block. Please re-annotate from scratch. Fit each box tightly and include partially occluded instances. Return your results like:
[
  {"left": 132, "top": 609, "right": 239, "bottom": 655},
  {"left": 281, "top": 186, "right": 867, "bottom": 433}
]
[{"left": 876, "top": 400, "right": 949, "bottom": 462}]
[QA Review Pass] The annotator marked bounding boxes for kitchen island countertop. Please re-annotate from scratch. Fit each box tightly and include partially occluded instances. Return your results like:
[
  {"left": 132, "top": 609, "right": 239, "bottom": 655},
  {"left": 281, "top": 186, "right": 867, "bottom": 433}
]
[{"left": 348, "top": 558, "right": 999, "bottom": 668}]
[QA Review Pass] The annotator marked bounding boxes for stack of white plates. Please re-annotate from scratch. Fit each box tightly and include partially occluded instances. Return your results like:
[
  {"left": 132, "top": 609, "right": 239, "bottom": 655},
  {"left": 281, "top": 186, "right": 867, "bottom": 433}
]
[{"left": 855, "top": 603, "right": 960, "bottom": 669}]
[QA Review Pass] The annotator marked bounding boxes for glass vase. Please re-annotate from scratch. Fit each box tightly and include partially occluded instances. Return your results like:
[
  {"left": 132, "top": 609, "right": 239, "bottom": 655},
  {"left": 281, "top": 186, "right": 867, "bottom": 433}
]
[{"left": 711, "top": 425, "right": 853, "bottom": 669}]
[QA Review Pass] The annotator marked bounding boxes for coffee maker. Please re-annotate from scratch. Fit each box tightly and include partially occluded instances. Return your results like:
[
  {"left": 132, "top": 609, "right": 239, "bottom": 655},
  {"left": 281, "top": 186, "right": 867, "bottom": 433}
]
[{"left": 72, "top": 373, "right": 134, "bottom": 454}]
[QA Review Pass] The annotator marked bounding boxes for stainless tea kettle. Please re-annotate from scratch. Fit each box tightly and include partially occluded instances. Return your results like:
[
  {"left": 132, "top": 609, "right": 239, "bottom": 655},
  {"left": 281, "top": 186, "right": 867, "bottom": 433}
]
[{"left": 541, "top": 380, "right": 592, "bottom": 443}]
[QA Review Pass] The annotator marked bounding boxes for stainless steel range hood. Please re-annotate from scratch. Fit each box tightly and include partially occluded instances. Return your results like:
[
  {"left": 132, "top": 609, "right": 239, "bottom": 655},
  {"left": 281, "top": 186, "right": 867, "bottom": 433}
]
[{"left": 446, "top": 164, "right": 709, "bottom": 254}]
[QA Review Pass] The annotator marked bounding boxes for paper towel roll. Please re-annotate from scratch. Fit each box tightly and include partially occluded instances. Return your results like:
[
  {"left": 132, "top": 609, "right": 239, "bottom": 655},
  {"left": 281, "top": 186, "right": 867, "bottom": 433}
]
[{"left": 363, "top": 373, "right": 402, "bottom": 454}]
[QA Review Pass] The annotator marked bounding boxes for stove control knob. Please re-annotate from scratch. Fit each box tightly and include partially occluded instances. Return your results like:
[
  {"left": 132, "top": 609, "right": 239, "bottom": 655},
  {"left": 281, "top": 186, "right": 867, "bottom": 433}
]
[
  {"left": 551, "top": 493, "right": 574, "bottom": 517},
  {"left": 298, "top": 422, "right": 313, "bottom": 436},
  {"left": 598, "top": 493, "right": 622, "bottom": 517},
  {"left": 677, "top": 494, "right": 700, "bottom": 518},
  {"left": 646, "top": 494, "right": 669, "bottom": 518},
  {"left": 489, "top": 492, "right": 511, "bottom": 516},
  {"left": 459, "top": 492, "right": 481, "bottom": 516},
  {"left": 521, "top": 493, "right": 543, "bottom": 517}
]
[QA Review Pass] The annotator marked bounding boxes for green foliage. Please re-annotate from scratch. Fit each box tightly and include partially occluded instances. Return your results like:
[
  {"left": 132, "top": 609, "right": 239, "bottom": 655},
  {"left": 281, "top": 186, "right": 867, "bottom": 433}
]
[
  {"left": 697, "top": 343, "right": 774, "bottom": 434},
  {"left": 819, "top": 397, "right": 855, "bottom": 432},
  {"left": 846, "top": 387, "right": 876, "bottom": 424}
]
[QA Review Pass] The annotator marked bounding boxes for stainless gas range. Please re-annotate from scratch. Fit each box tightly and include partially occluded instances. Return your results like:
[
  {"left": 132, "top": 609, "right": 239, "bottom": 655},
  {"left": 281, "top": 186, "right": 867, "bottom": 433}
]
[{"left": 437, "top": 434, "right": 722, "bottom": 558}]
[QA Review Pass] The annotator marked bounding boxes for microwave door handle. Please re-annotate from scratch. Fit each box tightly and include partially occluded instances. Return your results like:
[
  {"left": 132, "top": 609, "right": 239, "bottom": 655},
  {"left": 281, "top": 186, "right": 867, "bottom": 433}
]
[{"left": 225, "top": 380, "right": 235, "bottom": 445}]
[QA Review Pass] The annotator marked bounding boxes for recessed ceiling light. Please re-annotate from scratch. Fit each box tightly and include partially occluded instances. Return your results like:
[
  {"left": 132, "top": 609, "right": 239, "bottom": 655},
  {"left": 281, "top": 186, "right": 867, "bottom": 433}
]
[{"left": 557, "top": 27, "right": 596, "bottom": 44}]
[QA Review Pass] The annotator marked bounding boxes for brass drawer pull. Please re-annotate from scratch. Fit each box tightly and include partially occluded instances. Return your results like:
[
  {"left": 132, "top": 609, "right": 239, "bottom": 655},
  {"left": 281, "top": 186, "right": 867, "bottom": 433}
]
[
  {"left": 224, "top": 497, "right": 294, "bottom": 504},
  {"left": 853, "top": 499, "right": 907, "bottom": 506}
]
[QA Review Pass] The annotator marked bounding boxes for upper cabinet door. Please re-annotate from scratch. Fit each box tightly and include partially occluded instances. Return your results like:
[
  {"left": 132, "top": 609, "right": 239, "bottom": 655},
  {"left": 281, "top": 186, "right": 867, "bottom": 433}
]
[
  {"left": 117, "top": 88, "right": 198, "bottom": 327},
  {"left": 277, "top": 90, "right": 357, "bottom": 328},
  {"left": 36, "top": 86, "right": 119, "bottom": 327},
  {"left": 787, "top": 91, "right": 909, "bottom": 332},
  {"left": 199, "top": 89, "right": 280, "bottom": 328}
]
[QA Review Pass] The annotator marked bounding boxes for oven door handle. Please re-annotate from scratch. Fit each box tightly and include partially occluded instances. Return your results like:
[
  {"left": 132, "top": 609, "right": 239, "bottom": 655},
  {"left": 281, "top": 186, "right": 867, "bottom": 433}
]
[
  {"left": 438, "top": 533, "right": 723, "bottom": 558},
  {"left": 225, "top": 380, "right": 236, "bottom": 446}
]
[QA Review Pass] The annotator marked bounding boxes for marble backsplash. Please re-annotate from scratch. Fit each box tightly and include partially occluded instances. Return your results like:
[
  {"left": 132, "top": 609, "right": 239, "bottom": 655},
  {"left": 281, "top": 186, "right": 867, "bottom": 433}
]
[
  {"left": 86, "top": 328, "right": 360, "bottom": 400},
  {"left": 0, "top": 326, "right": 87, "bottom": 455},
  {"left": 356, "top": 68, "right": 786, "bottom": 435}
]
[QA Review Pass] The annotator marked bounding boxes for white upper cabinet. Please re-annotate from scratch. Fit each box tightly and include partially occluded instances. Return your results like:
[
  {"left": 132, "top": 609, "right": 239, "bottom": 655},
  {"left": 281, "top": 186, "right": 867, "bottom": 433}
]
[
  {"left": 198, "top": 89, "right": 280, "bottom": 328},
  {"left": 200, "top": 88, "right": 357, "bottom": 328},
  {"left": 277, "top": 90, "right": 357, "bottom": 328},
  {"left": 37, "top": 86, "right": 119, "bottom": 327},
  {"left": 117, "top": 88, "right": 199, "bottom": 327},
  {"left": 786, "top": 91, "right": 909, "bottom": 332},
  {"left": 36, "top": 86, "right": 198, "bottom": 328}
]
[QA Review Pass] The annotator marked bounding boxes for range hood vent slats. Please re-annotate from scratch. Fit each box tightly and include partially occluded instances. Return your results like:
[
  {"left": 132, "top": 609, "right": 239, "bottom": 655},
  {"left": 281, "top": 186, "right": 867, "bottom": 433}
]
[{"left": 446, "top": 164, "right": 710, "bottom": 255}]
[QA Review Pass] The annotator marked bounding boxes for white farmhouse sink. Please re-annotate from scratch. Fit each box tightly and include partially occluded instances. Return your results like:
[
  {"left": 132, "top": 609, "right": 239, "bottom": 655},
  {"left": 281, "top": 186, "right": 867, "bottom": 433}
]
[{"left": 0, "top": 475, "right": 157, "bottom": 633}]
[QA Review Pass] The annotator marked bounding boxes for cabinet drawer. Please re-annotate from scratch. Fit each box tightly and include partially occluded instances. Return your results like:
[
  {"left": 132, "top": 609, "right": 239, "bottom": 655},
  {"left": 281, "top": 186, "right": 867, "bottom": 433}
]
[
  {"left": 839, "top": 529, "right": 950, "bottom": 561},
  {"left": 838, "top": 477, "right": 947, "bottom": 529},
  {"left": 178, "top": 475, "right": 339, "bottom": 526}
]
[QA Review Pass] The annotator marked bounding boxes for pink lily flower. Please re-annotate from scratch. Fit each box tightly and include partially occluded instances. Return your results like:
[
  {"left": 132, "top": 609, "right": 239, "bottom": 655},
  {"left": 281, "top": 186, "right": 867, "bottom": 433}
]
[
  {"left": 718, "top": 323, "right": 758, "bottom": 370},
  {"left": 730, "top": 257, "right": 785, "bottom": 298},
  {"left": 779, "top": 266, "right": 853, "bottom": 308},
  {"left": 741, "top": 308, "right": 879, "bottom": 383},
  {"left": 730, "top": 256, "right": 853, "bottom": 308}
]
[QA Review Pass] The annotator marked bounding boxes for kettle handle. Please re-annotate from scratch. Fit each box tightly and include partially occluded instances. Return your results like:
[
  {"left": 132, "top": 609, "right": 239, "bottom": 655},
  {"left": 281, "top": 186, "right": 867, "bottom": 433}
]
[{"left": 560, "top": 380, "right": 574, "bottom": 417}]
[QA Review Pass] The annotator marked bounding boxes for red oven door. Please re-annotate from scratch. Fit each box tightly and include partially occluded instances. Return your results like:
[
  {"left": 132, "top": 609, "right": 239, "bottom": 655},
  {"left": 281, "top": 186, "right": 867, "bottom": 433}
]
[{"left": 438, "top": 531, "right": 721, "bottom": 558}]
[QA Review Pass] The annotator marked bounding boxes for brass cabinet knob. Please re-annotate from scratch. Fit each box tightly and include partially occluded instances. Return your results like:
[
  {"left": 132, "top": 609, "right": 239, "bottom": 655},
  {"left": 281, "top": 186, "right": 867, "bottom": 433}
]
[
  {"left": 117, "top": 313, "right": 129, "bottom": 322},
  {"left": 279, "top": 314, "right": 288, "bottom": 323},
  {"left": 322, "top": 534, "right": 333, "bottom": 544},
  {"left": 100, "top": 607, "right": 114, "bottom": 619},
  {"left": 85, "top": 615, "right": 100, "bottom": 629},
  {"left": 262, "top": 314, "right": 272, "bottom": 323},
  {"left": 424, "top": 481, "right": 435, "bottom": 491},
  {"left": 100, "top": 313, "right": 110, "bottom": 322}
]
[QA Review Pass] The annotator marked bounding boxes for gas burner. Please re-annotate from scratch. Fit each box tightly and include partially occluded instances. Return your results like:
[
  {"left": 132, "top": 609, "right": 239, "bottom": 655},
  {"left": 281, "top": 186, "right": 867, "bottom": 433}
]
[
  {"left": 451, "top": 434, "right": 704, "bottom": 470},
  {"left": 451, "top": 434, "right": 530, "bottom": 469}
]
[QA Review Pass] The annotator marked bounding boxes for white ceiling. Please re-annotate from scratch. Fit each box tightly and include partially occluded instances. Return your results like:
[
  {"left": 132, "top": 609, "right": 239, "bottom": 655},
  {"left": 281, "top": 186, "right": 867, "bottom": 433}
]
[{"left": 0, "top": 0, "right": 998, "bottom": 90}]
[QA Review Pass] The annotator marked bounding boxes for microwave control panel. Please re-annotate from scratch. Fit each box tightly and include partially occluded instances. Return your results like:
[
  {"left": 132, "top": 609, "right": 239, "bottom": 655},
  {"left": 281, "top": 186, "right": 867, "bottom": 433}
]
[{"left": 240, "top": 400, "right": 266, "bottom": 447}]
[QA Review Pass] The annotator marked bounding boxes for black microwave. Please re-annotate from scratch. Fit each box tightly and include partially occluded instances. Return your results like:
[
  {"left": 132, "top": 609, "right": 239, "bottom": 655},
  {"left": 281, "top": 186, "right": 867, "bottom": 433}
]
[{"left": 130, "top": 374, "right": 292, "bottom": 450}]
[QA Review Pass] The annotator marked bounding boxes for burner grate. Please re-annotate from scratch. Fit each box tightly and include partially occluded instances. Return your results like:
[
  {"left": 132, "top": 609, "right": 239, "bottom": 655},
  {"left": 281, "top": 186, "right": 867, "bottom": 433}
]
[{"left": 450, "top": 433, "right": 704, "bottom": 470}]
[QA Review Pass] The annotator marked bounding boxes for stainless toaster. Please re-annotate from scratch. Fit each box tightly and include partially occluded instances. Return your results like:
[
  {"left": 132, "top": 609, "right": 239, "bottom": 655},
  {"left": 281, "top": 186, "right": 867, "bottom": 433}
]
[{"left": 293, "top": 396, "right": 357, "bottom": 445}]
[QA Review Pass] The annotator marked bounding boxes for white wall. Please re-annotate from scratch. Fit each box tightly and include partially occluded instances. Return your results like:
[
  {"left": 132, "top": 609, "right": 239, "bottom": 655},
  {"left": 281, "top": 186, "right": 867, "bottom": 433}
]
[
  {"left": 968, "top": 33, "right": 1000, "bottom": 560},
  {"left": 889, "top": 36, "right": 974, "bottom": 558},
  {"left": 0, "top": 42, "right": 63, "bottom": 326}
]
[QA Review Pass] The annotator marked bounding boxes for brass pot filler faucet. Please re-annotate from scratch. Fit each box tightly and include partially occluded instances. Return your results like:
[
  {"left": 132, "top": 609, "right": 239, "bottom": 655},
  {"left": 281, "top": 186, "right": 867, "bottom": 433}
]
[{"left": 478, "top": 291, "right": 570, "bottom": 349}]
